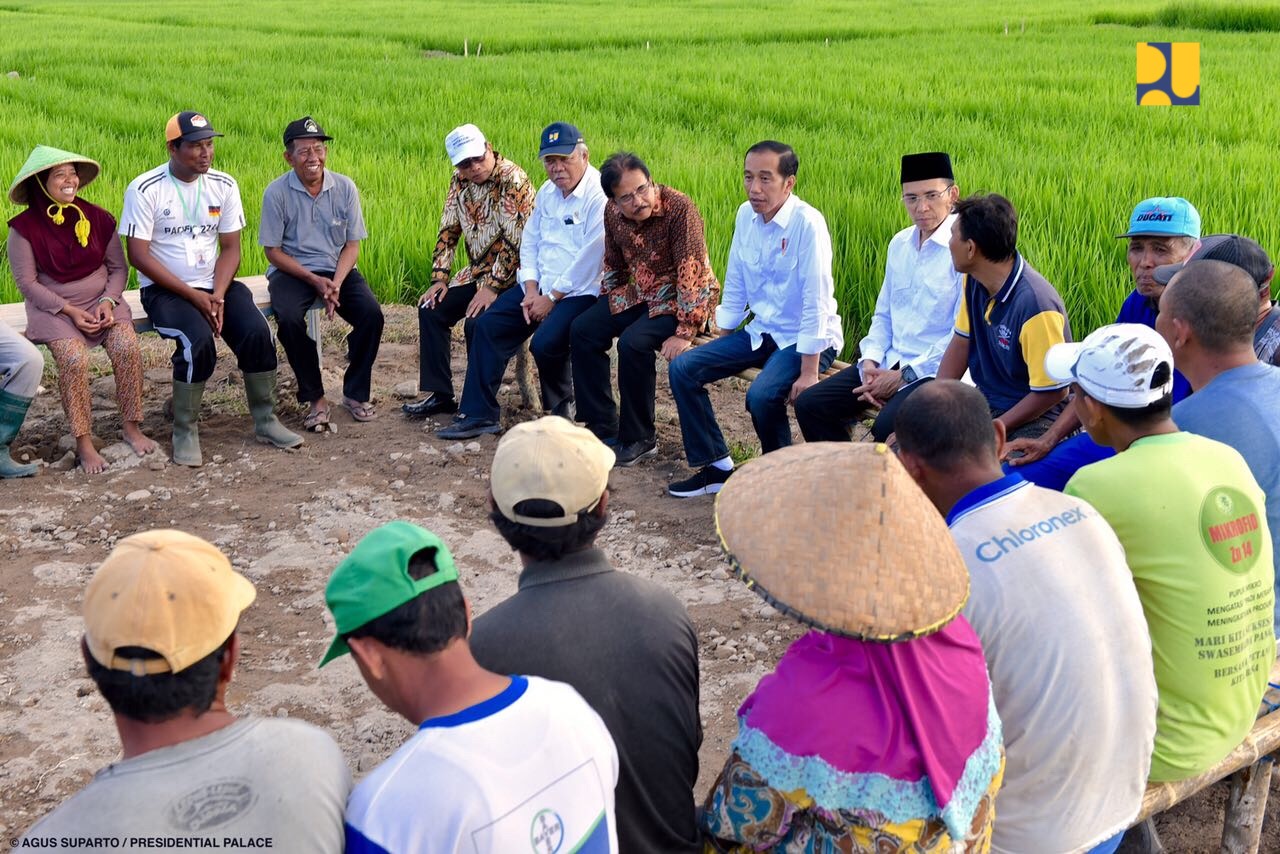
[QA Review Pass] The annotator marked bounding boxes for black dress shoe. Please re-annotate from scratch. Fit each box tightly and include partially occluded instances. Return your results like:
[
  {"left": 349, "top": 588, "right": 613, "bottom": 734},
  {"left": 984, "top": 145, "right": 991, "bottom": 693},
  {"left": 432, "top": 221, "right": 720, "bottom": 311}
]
[
  {"left": 402, "top": 394, "right": 457, "bottom": 419},
  {"left": 614, "top": 439, "right": 658, "bottom": 467}
]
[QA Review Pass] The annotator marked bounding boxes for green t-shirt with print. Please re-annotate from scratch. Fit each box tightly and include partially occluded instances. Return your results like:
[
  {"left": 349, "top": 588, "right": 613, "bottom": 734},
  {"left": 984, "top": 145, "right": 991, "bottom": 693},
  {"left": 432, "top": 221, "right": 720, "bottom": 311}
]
[{"left": 1066, "top": 431, "right": 1276, "bottom": 783}]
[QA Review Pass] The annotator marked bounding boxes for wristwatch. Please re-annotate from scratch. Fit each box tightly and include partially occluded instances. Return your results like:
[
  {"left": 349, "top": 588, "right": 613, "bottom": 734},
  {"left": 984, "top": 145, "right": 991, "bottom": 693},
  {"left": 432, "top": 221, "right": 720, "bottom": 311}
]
[
  {"left": 901, "top": 365, "right": 918, "bottom": 384},
  {"left": 548, "top": 291, "right": 562, "bottom": 303}
]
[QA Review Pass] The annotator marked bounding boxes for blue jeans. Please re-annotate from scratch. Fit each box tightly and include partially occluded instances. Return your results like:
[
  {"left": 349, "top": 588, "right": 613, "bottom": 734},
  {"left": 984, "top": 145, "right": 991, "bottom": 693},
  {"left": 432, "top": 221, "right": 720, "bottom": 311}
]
[
  {"left": 668, "top": 330, "right": 834, "bottom": 467},
  {"left": 458, "top": 285, "right": 596, "bottom": 421},
  {"left": 1005, "top": 431, "right": 1115, "bottom": 491},
  {"left": 1087, "top": 830, "right": 1123, "bottom": 854}
]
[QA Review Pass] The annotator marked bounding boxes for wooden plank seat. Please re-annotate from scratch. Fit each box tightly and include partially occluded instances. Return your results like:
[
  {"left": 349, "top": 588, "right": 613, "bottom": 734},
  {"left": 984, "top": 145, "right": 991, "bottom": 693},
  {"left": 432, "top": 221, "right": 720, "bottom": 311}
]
[
  {"left": 690, "top": 333, "right": 851, "bottom": 383},
  {"left": 0, "top": 274, "right": 324, "bottom": 365},
  {"left": 1132, "top": 657, "right": 1280, "bottom": 853}
]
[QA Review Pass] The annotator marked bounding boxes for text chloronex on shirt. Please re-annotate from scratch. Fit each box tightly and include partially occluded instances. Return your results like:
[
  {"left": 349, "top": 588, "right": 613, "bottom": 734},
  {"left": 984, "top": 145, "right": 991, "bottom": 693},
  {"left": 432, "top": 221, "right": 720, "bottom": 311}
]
[
  {"left": 949, "top": 475, "right": 1157, "bottom": 854},
  {"left": 343, "top": 675, "right": 619, "bottom": 854},
  {"left": 1066, "top": 432, "right": 1276, "bottom": 783}
]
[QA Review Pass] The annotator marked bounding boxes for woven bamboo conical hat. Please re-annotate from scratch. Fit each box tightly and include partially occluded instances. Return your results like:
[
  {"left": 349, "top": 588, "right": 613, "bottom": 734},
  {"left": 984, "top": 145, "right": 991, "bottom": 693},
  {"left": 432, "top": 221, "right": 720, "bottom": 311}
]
[
  {"left": 8, "top": 145, "right": 100, "bottom": 206},
  {"left": 714, "top": 442, "right": 970, "bottom": 642}
]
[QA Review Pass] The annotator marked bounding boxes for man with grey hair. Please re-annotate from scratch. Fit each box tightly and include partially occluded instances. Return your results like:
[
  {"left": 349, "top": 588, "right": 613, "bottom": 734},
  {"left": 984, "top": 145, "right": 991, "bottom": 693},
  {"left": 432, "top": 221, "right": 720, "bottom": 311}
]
[{"left": 1157, "top": 255, "right": 1280, "bottom": 635}]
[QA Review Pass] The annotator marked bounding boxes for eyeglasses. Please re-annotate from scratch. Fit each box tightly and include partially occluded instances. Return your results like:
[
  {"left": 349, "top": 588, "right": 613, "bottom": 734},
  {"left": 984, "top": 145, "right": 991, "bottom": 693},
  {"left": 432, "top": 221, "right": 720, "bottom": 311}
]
[
  {"left": 293, "top": 144, "right": 327, "bottom": 160},
  {"left": 902, "top": 185, "right": 953, "bottom": 206},
  {"left": 616, "top": 182, "right": 652, "bottom": 207},
  {"left": 456, "top": 154, "right": 487, "bottom": 171}
]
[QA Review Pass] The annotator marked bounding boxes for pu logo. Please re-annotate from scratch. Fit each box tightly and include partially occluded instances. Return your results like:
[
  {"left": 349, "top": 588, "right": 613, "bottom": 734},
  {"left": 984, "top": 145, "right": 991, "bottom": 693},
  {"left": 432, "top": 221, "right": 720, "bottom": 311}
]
[{"left": 1137, "top": 42, "right": 1200, "bottom": 105}]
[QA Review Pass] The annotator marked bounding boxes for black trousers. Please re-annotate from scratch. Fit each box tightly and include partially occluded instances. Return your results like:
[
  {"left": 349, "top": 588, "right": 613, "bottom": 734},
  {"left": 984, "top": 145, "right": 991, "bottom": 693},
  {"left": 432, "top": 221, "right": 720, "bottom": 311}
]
[
  {"left": 417, "top": 284, "right": 477, "bottom": 397},
  {"left": 268, "top": 268, "right": 384, "bottom": 404},
  {"left": 794, "top": 364, "right": 932, "bottom": 443},
  {"left": 570, "top": 296, "right": 677, "bottom": 443},
  {"left": 141, "top": 280, "right": 276, "bottom": 384}
]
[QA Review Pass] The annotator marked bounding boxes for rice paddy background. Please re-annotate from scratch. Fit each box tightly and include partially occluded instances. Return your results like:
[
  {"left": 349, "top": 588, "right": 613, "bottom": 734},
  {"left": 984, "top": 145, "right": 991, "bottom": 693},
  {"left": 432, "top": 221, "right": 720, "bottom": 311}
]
[{"left": 1, "top": 0, "right": 1277, "bottom": 354}]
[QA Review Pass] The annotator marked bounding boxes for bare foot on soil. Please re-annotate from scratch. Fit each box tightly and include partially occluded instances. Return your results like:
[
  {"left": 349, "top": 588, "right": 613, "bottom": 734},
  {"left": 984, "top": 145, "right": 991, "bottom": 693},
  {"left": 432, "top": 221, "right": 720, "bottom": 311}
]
[
  {"left": 123, "top": 421, "right": 158, "bottom": 456},
  {"left": 76, "top": 435, "right": 108, "bottom": 474}
]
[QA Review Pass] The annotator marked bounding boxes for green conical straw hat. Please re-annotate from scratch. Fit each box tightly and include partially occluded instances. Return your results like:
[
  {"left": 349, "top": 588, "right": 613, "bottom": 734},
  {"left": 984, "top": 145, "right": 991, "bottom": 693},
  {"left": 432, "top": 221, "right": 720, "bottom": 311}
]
[{"left": 8, "top": 145, "right": 100, "bottom": 206}]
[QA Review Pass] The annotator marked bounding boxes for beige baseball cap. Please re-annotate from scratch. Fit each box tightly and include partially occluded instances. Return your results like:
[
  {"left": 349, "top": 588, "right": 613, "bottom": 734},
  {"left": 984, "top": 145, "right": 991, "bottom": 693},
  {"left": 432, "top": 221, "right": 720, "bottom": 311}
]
[
  {"left": 84, "top": 530, "right": 256, "bottom": 676},
  {"left": 491, "top": 417, "right": 615, "bottom": 527}
]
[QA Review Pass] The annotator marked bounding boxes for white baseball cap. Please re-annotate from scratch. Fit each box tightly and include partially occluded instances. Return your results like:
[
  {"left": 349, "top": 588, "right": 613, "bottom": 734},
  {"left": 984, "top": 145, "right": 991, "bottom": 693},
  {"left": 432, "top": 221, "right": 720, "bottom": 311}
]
[
  {"left": 444, "top": 123, "right": 487, "bottom": 165},
  {"left": 1044, "top": 323, "right": 1173, "bottom": 408}
]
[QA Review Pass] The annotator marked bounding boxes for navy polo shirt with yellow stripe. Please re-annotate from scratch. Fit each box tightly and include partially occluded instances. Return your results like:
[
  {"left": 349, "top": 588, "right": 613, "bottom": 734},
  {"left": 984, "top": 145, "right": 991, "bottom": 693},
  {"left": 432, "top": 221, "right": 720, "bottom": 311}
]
[{"left": 954, "top": 254, "right": 1071, "bottom": 412}]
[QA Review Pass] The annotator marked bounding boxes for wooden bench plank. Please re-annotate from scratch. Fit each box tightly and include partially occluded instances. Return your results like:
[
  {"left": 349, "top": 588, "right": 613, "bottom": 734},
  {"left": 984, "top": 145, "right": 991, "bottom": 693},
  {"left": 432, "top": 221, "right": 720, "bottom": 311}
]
[
  {"left": 1134, "top": 656, "right": 1280, "bottom": 853},
  {"left": 690, "top": 333, "right": 851, "bottom": 383},
  {"left": 0, "top": 274, "right": 322, "bottom": 364}
]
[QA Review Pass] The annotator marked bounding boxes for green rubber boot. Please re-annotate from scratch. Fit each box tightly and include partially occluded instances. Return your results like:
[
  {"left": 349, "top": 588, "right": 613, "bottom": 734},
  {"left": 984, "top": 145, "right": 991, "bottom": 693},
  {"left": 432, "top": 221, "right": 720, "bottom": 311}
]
[
  {"left": 0, "top": 390, "right": 39, "bottom": 478},
  {"left": 244, "top": 371, "right": 303, "bottom": 449},
  {"left": 171, "top": 380, "right": 205, "bottom": 467}
]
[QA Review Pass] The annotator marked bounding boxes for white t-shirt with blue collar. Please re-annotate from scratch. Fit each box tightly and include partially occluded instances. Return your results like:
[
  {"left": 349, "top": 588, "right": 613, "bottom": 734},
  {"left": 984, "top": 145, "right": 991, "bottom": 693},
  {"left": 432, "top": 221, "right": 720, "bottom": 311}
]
[{"left": 344, "top": 674, "right": 618, "bottom": 854}]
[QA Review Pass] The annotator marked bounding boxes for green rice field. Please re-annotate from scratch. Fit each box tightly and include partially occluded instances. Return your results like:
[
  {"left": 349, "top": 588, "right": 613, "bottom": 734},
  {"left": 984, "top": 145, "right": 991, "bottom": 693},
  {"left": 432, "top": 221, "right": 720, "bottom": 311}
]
[{"left": 1, "top": 0, "right": 1277, "bottom": 354}]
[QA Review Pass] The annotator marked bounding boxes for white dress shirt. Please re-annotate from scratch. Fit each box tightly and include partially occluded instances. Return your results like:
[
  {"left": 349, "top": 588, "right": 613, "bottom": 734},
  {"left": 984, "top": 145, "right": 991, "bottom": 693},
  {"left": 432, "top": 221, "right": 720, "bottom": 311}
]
[
  {"left": 516, "top": 166, "right": 607, "bottom": 299},
  {"left": 858, "top": 213, "right": 963, "bottom": 376},
  {"left": 714, "top": 195, "right": 843, "bottom": 356}
]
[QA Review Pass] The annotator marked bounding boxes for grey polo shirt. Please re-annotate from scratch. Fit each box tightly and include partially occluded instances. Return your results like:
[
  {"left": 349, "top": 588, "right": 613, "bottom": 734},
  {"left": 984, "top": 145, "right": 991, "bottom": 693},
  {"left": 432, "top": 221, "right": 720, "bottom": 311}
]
[{"left": 259, "top": 169, "right": 367, "bottom": 275}]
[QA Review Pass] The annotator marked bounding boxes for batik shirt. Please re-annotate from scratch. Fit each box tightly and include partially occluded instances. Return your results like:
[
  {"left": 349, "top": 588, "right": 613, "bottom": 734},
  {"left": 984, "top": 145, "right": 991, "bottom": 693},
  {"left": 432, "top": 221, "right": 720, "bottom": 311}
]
[
  {"left": 431, "top": 153, "right": 534, "bottom": 292},
  {"left": 600, "top": 185, "right": 719, "bottom": 340}
]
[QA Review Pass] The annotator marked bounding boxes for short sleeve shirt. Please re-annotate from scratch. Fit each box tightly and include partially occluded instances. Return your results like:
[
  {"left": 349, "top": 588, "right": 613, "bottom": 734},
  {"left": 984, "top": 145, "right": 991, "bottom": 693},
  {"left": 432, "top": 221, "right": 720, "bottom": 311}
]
[
  {"left": 1065, "top": 432, "right": 1277, "bottom": 782},
  {"left": 20, "top": 718, "right": 350, "bottom": 852},
  {"left": 259, "top": 170, "right": 367, "bottom": 275},
  {"left": 954, "top": 255, "right": 1071, "bottom": 412},
  {"left": 119, "top": 165, "right": 245, "bottom": 291}
]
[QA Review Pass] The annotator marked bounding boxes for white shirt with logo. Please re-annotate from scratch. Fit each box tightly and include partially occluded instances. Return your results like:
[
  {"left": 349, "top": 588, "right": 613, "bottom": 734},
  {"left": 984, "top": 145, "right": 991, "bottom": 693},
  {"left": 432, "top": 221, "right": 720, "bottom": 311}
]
[
  {"left": 516, "top": 167, "right": 607, "bottom": 299},
  {"left": 119, "top": 164, "right": 246, "bottom": 291},
  {"left": 344, "top": 675, "right": 618, "bottom": 854}
]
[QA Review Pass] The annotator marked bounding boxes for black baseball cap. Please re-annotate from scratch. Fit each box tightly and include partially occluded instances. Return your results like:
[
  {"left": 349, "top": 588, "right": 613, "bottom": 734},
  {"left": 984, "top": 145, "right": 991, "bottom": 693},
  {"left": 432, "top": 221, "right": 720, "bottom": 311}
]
[
  {"left": 1154, "top": 234, "right": 1275, "bottom": 289},
  {"left": 539, "top": 122, "right": 583, "bottom": 157},
  {"left": 283, "top": 116, "right": 333, "bottom": 147},
  {"left": 165, "top": 111, "right": 223, "bottom": 144}
]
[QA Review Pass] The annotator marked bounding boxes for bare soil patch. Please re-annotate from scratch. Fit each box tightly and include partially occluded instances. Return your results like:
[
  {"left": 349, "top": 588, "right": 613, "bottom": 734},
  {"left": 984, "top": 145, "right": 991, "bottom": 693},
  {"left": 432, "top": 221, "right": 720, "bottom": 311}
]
[{"left": 0, "top": 305, "right": 1275, "bottom": 851}]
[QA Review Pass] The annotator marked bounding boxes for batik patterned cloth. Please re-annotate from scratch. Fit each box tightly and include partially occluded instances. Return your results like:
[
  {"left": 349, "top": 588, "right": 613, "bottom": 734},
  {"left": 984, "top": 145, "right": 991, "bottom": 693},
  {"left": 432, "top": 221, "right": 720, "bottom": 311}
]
[
  {"left": 700, "top": 626, "right": 1004, "bottom": 853},
  {"left": 600, "top": 185, "right": 719, "bottom": 339},
  {"left": 431, "top": 153, "right": 534, "bottom": 293}
]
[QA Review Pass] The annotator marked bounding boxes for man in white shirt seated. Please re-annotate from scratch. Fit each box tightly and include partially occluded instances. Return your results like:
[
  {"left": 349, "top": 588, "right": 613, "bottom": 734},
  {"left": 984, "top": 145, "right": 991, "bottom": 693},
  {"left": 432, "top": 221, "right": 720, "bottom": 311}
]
[
  {"left": 322, "top": 521, "right": 620, "bottom": 854},
  {"left": 666, "top": 140, "right": 842, "bottom": 498},
  {"left": 439, "top": 122, "right": 606, "bottom": 439},
  {"left": 794, "top": 151, "right": 962, "bottom": 443}
]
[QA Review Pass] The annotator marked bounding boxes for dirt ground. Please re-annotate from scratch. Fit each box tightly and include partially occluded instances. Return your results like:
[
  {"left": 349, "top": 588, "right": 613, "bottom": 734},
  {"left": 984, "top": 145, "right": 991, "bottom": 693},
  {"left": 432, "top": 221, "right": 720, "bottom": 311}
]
[{"left": 0, "top": 305, "right": 1276, "bottom": 853}]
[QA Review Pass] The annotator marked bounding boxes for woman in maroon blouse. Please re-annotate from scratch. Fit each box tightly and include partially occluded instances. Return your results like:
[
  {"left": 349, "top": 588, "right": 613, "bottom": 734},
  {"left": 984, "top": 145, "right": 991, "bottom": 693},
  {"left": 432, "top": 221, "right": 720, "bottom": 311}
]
[{"left": 6, "top": 146, "right": 156, "bottom": 473}]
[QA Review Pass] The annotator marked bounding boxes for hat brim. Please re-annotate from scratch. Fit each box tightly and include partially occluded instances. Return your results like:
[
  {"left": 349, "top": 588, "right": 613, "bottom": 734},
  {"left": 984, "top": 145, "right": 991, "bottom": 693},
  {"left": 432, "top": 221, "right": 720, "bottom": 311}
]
[
  {"left": 171, "top": 130, "right": 224, "bottom": 144},
  {"left": 319, "top": 634, "right": 349, "bottom": 668},
  {"left": 287, "top": 133, "right": 334, "bottom": 145},
  {"left": 1116, "top": 227, "right": 1196, "bottom": 239},
  {"left": 8, "top": 154, "right": 101, "bottom": 206},
  {"left": 539, "top": 144, "right": 579, "bottom": 158},
  {"left": 448, "top": 141, "right": 487, "bottom": 165},
  {"left": 1152, "top": 262, "right": 1184, "bottom": 287},
  {"left": 714, "top": 443, "right": 970, "bottom": 642},
  {"left": 1043, "top": 341, "right": 1085, "bottom": 386}
]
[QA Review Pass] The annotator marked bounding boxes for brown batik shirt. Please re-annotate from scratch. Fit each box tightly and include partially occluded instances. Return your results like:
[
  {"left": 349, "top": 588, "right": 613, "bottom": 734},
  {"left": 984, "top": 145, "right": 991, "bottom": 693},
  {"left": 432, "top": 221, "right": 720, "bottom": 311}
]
[
  {"left": 431, "top": 153, "right": 534, "bottom": 292},
  {"left": 601, "top": 185, "right": 720, "bottom": 340}
]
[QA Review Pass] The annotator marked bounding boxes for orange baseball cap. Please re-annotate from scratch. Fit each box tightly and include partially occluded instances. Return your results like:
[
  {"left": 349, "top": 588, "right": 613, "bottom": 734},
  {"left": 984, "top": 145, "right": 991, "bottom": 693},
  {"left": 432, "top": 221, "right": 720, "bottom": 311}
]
[
  {"left": 83, "top": 530, "right": 255, "bottom": 675},
  {"left": 165, "top": 111, "right": 223, "bottom": 144}
]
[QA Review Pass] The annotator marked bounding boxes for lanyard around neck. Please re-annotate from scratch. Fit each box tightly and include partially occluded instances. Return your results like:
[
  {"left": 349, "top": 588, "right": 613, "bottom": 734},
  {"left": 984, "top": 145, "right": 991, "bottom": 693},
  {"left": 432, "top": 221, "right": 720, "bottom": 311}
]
[{"left": 168, "top": 168, "right": 205, "bottom": 234}]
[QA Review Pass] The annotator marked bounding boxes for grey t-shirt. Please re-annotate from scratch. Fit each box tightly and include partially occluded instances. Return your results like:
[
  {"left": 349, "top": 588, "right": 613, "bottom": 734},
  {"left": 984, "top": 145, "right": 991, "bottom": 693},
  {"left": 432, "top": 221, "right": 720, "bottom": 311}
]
[
  {"left": 259, "top": 169, "right": 367, "bottom": 275},
  {"left": 19, "top": 717, "right": 350, "bottom": 853}
]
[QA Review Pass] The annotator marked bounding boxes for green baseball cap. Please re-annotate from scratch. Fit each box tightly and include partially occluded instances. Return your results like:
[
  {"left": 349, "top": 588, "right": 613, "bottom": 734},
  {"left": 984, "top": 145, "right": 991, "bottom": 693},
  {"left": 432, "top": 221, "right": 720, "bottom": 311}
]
[{"left": 319, "top": 521, "right": 460, "bottom": 667}]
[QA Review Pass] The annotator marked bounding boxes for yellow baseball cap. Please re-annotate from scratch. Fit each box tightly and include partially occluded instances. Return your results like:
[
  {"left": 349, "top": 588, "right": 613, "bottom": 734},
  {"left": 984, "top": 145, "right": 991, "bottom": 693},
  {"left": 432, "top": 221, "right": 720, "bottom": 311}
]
[
  {"left": 491, "top": 417, "right": 614, "bottom": 527},
  {"left": 83, "top": 530, "right": 255, "bottom": 676}
]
